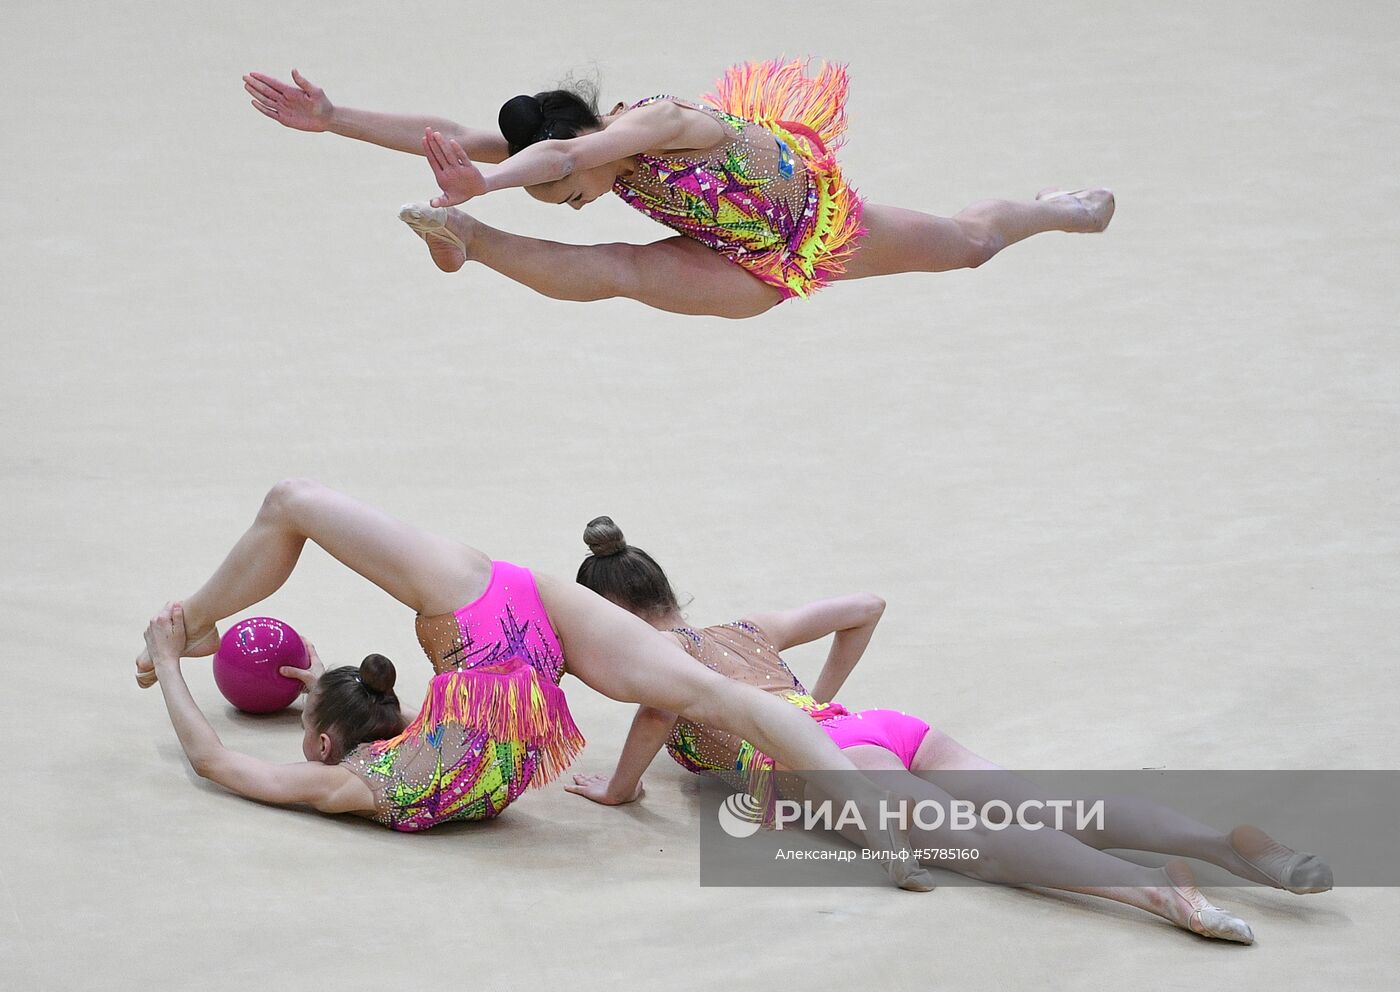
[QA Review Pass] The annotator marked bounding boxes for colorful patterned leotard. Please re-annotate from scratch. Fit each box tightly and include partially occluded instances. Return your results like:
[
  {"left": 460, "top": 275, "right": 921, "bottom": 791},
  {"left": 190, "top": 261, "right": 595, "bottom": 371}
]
[
  {"left": 667, "top": 620, "right": 934, "bottom": 799},
  {"left": 611, "top": 59, "right": 865, "bottom": 300},
  {"left": 340, "top": 560, "right": 583, "bottom": 832}
]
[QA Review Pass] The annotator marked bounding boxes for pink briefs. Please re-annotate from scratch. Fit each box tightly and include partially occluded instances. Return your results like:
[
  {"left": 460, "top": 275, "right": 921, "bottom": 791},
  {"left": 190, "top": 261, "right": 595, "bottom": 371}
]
[{"left": 820, "top": 709, "right": 931, "bottom": 769}]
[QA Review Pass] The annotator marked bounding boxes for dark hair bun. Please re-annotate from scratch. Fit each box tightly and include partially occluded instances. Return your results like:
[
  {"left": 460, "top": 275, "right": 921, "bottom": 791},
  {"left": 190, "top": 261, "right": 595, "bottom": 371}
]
[
  {"left": 539, "top": 88, "right": 589, "bottom": 118},
  {"left": 498, "top": 84, "right": 602, "bottom": 155},
  {"left": 359, "top": 653, "right": 398, "bottom": 698},
  {"left": 498, "top": 94, "right": 545, "bottom": 153},
  {"left": 584, "top": 516, "right": 627, "bottom": 557}
]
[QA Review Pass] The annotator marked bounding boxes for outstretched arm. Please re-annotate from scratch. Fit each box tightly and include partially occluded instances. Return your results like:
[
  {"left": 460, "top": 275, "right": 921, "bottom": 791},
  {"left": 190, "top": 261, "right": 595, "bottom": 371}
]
[
  {"left": 565, "top": 704, "right": 677, "bottom": 806},
  {"left": 145, "top": 605, "right": 373, "bottom": 815},
  {"left": 747, "top": 594, "right": 887, "bottom": 703},
  {"left": 424, "top": 101, "right": 725, "bottom": 206},
  {"left": 244, "top": 70, "right": 510, "bottom": 163}
]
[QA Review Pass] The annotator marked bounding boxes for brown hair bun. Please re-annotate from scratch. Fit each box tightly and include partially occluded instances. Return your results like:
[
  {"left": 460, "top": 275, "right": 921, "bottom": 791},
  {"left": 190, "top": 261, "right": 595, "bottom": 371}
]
[
  {"left": 584, "top": 516, "right": 627, "bottom": 557},
  {"left": 359, "top": 653, "right": 398, "bottom": 699}
]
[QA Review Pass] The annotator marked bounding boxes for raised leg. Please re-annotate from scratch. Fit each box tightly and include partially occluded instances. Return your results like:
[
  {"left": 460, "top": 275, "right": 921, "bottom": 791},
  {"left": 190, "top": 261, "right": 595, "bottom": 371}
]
[
  {"left": 400, "top": 205, "right": 783, "bottom": 318},
  {"left": 839, "top": 189, "right": 1114, "bottom": 279},
  {"left": 833, "top": 746, "right": 1253, "bottom": 942},
  {"left": 911, "top": 729, "right": 1329, "bottom": 891},
  {"left": 136, "top": 479, "right": 490, "bottom": 684}
]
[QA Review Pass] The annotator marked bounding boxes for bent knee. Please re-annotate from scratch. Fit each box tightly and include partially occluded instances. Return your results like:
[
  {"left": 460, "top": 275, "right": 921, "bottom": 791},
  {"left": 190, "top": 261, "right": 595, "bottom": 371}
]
[
  {"left": 578, "top": 243, "right": 645, "bottom": 302},
  {"left": 261, "top": 477, "right": 326, "bottom": 520}
]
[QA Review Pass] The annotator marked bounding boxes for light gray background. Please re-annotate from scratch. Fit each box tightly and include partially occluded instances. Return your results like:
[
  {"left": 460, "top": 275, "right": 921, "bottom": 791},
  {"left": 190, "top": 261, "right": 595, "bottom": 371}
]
[{"left": 2, "top": 0, "right": 1396, "bottom": 988}]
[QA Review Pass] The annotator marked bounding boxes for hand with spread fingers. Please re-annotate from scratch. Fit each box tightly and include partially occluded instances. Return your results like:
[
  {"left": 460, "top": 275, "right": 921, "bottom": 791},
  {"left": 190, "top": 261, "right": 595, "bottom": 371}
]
[
  {"left": 423, "top": 129, "right": 487, "bottom": 206},
  {"left": 244, "top": 69, "right": 333, "bottom": 133}
]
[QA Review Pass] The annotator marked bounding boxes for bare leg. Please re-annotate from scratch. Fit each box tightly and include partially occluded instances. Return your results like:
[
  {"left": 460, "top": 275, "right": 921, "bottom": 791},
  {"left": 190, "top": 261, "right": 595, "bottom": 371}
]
[
  {"left": 136, "top": 479, "right": 490, "bottom": 685},
  {"left": 912, "top": 730, "right": 1330, "bottom": 892},
  {"left": 537, "top": 576, "right": 934, "bottom": 890},
  {"left": 399, "top": 205, "right": 783, "bottom": 318},
  {"left": 839, "top": 189, "right": 1114, "bottom": 279},
  {"left": 831, "top": 746, "right": 1253, "bottom": 942}
]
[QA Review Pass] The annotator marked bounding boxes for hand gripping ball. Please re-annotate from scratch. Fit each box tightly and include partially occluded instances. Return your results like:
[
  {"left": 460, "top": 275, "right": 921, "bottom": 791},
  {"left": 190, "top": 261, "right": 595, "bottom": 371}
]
[{"left": 212, "top": 617, "right": 310, "bottom": 714}]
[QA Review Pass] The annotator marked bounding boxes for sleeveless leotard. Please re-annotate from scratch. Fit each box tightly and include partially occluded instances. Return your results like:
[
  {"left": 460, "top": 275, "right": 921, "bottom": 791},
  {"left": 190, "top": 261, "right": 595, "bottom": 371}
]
[
  {"left": 665, "top": 621, "right": 846, "bottom": 799},
  {"left": 667, "top": 620, "right": 933, "bottom": 791},
  {"left": 340, "top": 560, "right": 583, "bottom": 832},
  {"left": 611, "top": 59, "right": 865, "bottom": 300}
]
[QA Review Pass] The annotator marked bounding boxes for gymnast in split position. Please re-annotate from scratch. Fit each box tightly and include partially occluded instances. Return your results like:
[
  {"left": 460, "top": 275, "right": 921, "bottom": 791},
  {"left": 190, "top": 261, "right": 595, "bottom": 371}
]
[
  {"left": 243, "top": 61, "right": 1113, "bottom": 317},
  {"left": 565, "top": 518, "right": 1334, "bottom": 944},
  {"left": 133, "top": 480, "right": 934, "bottom": 889}
]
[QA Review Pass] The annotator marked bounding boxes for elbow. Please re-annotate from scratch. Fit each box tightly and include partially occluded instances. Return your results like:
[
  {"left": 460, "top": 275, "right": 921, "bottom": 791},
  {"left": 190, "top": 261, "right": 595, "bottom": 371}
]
[
  {"left": 189, "top": 750, "right": 223, "bottom": 780},
  {"left": 540, "top": 140, "right": 581, "bottom": 180},
  {"left": 558, "top": 147, "right": 583, "bottom": 181}
]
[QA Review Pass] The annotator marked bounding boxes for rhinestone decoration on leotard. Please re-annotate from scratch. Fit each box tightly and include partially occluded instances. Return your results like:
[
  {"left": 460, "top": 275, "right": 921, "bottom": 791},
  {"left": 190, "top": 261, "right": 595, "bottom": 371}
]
[
  {"left": 417, "top": 572, "right": 566, "bottom": 684},
  {"left": 611, "top": 59, "right": 865, "bottom": 300},
  {"left": 340, "top": 561, "right": 583, "bottom": 832},
  {"left": 665, "top": 620, "right": 848, "bottom": 782},
  {"left": 342, "top": 722, "right": 539, "bottom": 831}
]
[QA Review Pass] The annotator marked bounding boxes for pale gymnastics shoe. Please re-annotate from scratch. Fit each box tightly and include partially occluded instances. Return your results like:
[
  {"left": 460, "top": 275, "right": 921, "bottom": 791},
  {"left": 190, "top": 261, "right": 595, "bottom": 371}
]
[
  {"left": 1035, "top": 187, "right": 1115, "bottom": 231},
  {"left": 398, "top": 203, "right": 465, "bottom": 252},
  {"left": 1164, "top": 861, "right": 1255, "bottom": 945},
  {"left": 1229, "top": 824, "right": 1334, "bottom": 894}
]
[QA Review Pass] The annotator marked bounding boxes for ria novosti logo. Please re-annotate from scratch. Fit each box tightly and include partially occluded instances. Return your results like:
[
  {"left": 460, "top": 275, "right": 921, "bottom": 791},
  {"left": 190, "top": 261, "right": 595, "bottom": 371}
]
[
  {"left": 717, "top": 793, "right": 1108, "bottom": 836},
  {"left": 717, "top": 793, "right": 766, "bottom": 838}
]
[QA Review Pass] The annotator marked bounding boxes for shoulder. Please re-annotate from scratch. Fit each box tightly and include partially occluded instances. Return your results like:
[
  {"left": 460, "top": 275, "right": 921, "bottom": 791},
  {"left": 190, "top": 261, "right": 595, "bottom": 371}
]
[
  {"left": 616, "top": 98, "right": 726, "bottom": 148},
  {"left": 728, "top": 618, "right": 774, "bottom": 645},
  {"left": 735, "top": 611, "right": 791, "bottom": 649},
  {"left": 624, "top": 95, "right": 682, "bottom": 113},
  {"left": 666, "top": 626, "right": 703, "bottom": 654},
  {"left": 330, "top": 748, "right": 387, "bottom": 815},
  {"left": 308, "top": 760, "right": 377, "bottom": 815},
  {"left": 339, "top": 742, "right": 373, "bottom": 771},
  {"left": 616, "top": 99, "right": 687, "bottom": 129}
]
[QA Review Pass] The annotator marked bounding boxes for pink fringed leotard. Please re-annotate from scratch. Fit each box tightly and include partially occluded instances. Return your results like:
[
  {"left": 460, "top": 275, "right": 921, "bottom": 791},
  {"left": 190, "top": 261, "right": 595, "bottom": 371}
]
[
  {"left": 611, "top": 59, "right": 866, "bottom": 300},
  {"left": 340, "top": 561, "right": 583, "bottom": 832}
]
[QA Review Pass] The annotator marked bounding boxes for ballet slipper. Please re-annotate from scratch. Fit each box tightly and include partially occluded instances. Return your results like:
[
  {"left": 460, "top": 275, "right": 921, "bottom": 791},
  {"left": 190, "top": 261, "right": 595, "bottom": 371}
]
[
  {"left": 399, "top": 203, "right": 469, "bottom": 272},
  {"left": 892, "top": 862, "right": 937, "bottom": 892},
  {"left": 1035, "top": 187, "right": 1116, "bottom": 232},
  {"left": 1036, "top": 186, "right": 1089, "bottom": 200},
  {"left": 399, "top": 203, "right": 463, "bottom": 248},
  {"left": 1229, "top": 825, "right": 1333, "bottom": 894},
  {"left": 868, "top": 803, "right": 936, "bottom": 891},
  {"left": 401, "top": 203, "right": 469, "bottom": 246},
  {"left": 134, "top": 622, "right": 219, "bottom": 688},
  {"left": 1163, "top": 861, "right": 1255, "bottom": 944}
]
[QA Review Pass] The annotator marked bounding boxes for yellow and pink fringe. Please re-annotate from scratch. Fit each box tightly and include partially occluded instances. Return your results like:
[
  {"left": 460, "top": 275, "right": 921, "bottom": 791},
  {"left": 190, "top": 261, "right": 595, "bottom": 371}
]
[
  {"left": 372, "top": 660, "right": 585, "bottom": 787},
  {"left": 706, "top": 57, "right": 866, "bottom": 297}
]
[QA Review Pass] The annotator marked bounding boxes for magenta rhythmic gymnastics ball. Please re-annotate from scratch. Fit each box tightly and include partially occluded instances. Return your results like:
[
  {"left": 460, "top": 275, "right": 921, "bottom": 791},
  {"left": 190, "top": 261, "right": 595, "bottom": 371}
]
[{"left": 212, "top": 617, "right": 310, "bottom": 714}]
